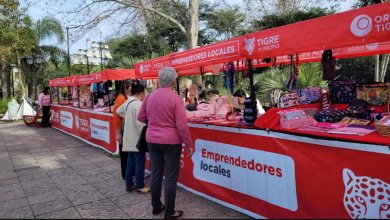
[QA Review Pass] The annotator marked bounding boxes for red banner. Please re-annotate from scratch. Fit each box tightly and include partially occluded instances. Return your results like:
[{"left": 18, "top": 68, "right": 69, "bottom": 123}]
[
  {"left": 51, "top": 105, "right": 118, "bottom": 154},
  {"left": 135, "top": 2, "right": 390, "bottom": 79},
  {"left": 177, "top": 124, "right": 390, "bottom": 219}
]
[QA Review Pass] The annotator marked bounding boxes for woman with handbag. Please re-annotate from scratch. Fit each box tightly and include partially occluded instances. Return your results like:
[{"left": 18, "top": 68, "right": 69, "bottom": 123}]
[
  {"left": 137, "top": 67, "right": 194, "bottom": 219},
  {"left": 113, "top": 80, "right": 135, "bottom": 182},
  {"left": 116, "top": 82, "right": 149, "bottom": 194}
]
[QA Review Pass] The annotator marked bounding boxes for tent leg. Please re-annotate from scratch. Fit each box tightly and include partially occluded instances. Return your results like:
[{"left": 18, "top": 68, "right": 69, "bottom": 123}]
[
  {"left": 176, "top": 77, "right": 180, "bottom": 95},
  {"left": 108, "top": 81, "right": 111, "bottom": 113},
  {"left": 213, "top": 74, "right": 215, "bottom": 90}
]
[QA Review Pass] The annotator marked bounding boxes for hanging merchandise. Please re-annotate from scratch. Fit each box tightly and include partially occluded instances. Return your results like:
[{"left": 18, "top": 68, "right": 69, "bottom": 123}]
[
  {"left": 279, "top": 62, "right": 286, "bottom": 70},
  {"left": 223, "top": 62, "right": 235, "bottom": 94},
  {"left": 271, "top": 57, "right": 277, "bottom": 66},
  {"left": 295, "top": 54, "right": 300, "bottom": 76},
  {"left": 322, "top": 49, "right": 336, "bottom": 80},
  {"left": 285, "top": 55, "right": 298, "bottom": 93},
  {"left": 321, "top": 90, "right": 332, "bottom": 110}
]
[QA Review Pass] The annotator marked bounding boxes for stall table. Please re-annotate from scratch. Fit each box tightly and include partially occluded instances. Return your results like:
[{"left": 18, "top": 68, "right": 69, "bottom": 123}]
[{"left": 50, "top": 103, "right": 390, "bottom": 219}]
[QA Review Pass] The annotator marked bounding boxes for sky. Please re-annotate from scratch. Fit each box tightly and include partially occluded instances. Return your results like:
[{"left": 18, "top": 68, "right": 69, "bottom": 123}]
[{"left": 25, "top": 0, "right": 356, "bottom": 56}]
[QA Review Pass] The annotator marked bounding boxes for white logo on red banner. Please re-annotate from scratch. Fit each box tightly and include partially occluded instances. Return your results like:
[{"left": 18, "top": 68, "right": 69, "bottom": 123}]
[
  {"left": 366, "top": 43, "right": 379, "bottom": 50},
  {"left": 192, "top": 139, "right": 297, "bottom": 211},
  {"left": 140, "top": 64, "right": 144, "bottom": 74},
  {"left": 90, "top": 118, "right": 110, "bottom": 144},
  {"left": 351, "top": 15, "right": 372, "bottom": 37},
  {"left": 60, "top": 111, "right": 73, "bottom": 129},
  {"left": 343, "top": 169, "right": 390, "bottom": 219},
  {"left": 244, "top": 37, "right": 255, "bottom": 55}
]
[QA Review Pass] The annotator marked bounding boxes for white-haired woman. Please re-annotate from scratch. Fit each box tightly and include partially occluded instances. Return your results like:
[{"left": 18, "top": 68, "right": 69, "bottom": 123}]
[{"left": 138, "top": 67, "right": 194, "bottom": 219}]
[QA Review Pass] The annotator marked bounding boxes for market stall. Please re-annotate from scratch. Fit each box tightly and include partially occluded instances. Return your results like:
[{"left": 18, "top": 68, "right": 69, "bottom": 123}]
[
  {"left": 49, "top": 69, "right": 136, "bottom": 154},
  {"left": 134, "top": 2, "right": 390, "bottom": 219}
]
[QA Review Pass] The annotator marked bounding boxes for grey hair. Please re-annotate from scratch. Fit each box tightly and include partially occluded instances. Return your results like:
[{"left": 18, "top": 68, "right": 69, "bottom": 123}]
[{"left": 158, "top": 67, "right": 178, "bottom": 87}]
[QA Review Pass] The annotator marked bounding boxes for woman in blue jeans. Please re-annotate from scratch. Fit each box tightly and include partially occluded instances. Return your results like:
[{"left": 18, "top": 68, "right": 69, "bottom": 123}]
[{"left": 116, "top": 82, "right": 149, "bottom": 193}]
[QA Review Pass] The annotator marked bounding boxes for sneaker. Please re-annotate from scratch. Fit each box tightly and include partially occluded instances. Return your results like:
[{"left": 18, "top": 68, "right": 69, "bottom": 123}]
[
  {"left": 122, "top": 177, "right": 126, "bottom": 182},
  {"left": 137, "top": 186, "right": 150, "bottom": 194}
]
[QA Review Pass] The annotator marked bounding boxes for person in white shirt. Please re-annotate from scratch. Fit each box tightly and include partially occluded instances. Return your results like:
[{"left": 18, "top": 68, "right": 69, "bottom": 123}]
[
  {"left": 233, "top": 89, "right": 265, "bottom": 114},
  {"left": 116, "top": 82, "right": 150, "bottom": 194}
]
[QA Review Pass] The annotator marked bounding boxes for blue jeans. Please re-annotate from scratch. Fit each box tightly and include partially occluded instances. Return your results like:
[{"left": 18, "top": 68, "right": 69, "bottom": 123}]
[{"left": 126, "top": 152, "right": 146, "bottom": 190}]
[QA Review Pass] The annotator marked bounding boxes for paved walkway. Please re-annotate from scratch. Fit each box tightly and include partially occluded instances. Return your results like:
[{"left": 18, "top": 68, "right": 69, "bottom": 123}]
[{"left": 0, "top": 121, "right": 250, "bottom": 219}]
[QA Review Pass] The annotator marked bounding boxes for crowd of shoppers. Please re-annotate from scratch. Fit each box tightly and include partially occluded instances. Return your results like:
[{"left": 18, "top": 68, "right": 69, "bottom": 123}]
[{"left": 113, "top": 67, "right": 194, "bottom": 219}]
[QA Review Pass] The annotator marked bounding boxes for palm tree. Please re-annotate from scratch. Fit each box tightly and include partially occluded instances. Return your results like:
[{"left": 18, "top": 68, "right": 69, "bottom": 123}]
[
  {"left": 26, "top": 16, "right": 64, "bottom": 98},
  {"left": 255, "top": 63, "right": 326, "bottom": 106}
]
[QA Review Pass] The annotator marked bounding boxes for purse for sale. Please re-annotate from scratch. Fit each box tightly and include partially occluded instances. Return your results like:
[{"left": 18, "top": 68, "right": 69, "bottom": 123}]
[
  {"left": 321, "top": 91, "right": 332, "bottom": 110},
  {"left": 321, "top": 49, "right": 336, "bottom": 80},
  {"left": 328, "top": 80, "right": 361, "bottom": 104},
  {"left": 314, "top": 109, "right": 352, "bottom": 123},
  {"left": 348, "top": 99, "right": 368, "bottom": 110},
  {"left": 298, "top": 86, "right": 322, "bottom": 105},
  {"left": 356, "top": 83, "right": 390, "bottom": 106},
  {"left": 277, "top": 93, "right": 299, "bottom": 109}
]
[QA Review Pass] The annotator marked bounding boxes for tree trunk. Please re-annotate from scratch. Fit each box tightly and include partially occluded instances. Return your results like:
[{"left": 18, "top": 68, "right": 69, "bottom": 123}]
[
  {"left": 0, "top": 55, "right": 8, "bottom": 99},
  {"left": 269, "top": 89, "right": 281, "bottom": 107},
  {"left": 15, "top": 51, "right": 25, "bottom": 98},
  {"left": 14, "top": 22, "right": 25, "bottom": 98},
  {"left": 375, "top": 54, "right": 380, "bottom": 82},
  {"left": 379, "top": 54, "right": 390, "bottom": 82},
  {"left": 186, "top": 0, "right": 199, "bottom": 50}
]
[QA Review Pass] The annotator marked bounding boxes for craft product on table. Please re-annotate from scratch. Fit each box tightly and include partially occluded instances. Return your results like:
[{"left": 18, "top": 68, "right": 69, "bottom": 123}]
[
  {"left": 298, "top": 87, "right": 322, "bottom": 105},
  {"left": 357, "top": 83, "right": 390, "bottom": 106},
  {"left": 194, "top": 110, "right": 210, "bottom": 117},
  {"left": 327, "top": 125, "right": 376, "bottom": 136},
  {"left": 339, "top": 117, "right": 371, "bottom": 125},
  {"left": 277, "top": 93, "right": 299, "bottom": 109},
  {"left": 278, "top": 109, "right": 307, "bottom": 120},
  {"left": 314, "top": 109, "right": 352, "bottom": 123},
  {"left": 279, "top": 109, "right": 314, "bottom": 129},
  {"left": 186, "top": 111, "right": 195, "bottom": 118},
  {"left": 328, "top": 80, "right": 361, "bottom": 104},
  {"left": 301, "top": 108, "right": 318, "bottom": 117}
]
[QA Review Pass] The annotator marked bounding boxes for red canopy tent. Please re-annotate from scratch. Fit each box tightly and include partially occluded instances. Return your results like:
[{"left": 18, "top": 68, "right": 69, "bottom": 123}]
[{"left": 135, "top": 2, "right": 390, "bottom": 79}]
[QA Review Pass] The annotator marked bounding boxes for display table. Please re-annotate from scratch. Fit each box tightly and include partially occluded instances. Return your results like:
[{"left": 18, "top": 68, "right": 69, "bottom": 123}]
[
  {"left": 51, "top": 104, "right": 118, "bottom": 154},
  {"left": 180, "top": 123, "right": 390, "bottom": 219},
  {"left": 50, "top": 104, "right": 390, "bottom": 219}
]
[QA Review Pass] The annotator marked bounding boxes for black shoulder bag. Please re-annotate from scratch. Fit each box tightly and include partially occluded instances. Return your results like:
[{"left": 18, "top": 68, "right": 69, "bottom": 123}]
[{"left": 136, "top": 94, "right": 152, "bottom": 153}]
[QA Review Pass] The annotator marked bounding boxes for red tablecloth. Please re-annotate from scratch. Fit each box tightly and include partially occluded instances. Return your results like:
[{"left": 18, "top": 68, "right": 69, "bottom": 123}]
[{"left": 254, "top": 103, "right": 390, "bottom": 146}]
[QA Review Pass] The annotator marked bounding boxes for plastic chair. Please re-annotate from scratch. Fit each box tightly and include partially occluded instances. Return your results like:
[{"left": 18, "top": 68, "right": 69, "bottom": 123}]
[{"left": 22, "top": 115, "right": 35, "bottom": 126}]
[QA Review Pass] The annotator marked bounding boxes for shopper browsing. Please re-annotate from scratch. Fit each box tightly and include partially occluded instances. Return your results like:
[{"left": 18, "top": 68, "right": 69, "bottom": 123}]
[
  {"left": 116, "top": 81, "right": 150, "bottom": 194},
  {"left": 113, "top": 80, "right": 135, "bottom": 182},
  {"left": 39, "top": 87, "right": 53, "bottom": 128},
  {"left": 233, "top": 89, "right": 265, "bottom": 114},
  {"left": 138, "top": 67, "right": 194, "bottom": 219}
]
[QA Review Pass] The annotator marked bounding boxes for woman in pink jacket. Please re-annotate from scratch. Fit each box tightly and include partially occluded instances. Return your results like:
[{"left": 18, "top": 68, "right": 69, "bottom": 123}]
[
  {"left": 39, "top": 87, "right": 52, "bottom": 127},
  {"left": 138, "top": 67, "right": 194, "bottom": 219}
]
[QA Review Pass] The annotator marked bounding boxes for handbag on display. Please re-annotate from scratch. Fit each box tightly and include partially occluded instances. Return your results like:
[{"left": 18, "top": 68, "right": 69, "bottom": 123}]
[
  {"left": 277, "top": 93, "right": 299, "bottom": 109},
  {"left": 298, "top": 87, "right": 322, "bottom": 105},
  {"left": 321, "top": 91, "right": 332, "bottom": 110},
  {"left": 356, "top": 83, "right": 390, "bottom": 106},
  {"left": 321, "top": 49, "right": 336, "bottom": 80},
  {"left": 314, "top": 109, "right": 352, "bottom": 123},
  {"left": 328, "top": 80, "right": 361, "bottom": 104}
]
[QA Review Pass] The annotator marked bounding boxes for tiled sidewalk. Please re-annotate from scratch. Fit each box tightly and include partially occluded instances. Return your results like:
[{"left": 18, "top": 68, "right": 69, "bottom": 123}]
[{"left": 0, "top": 122, "right": 250, "bottom": 219}]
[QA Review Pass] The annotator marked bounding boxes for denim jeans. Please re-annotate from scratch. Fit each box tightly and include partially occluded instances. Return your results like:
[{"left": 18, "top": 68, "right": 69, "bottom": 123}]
[{"left": 126, "top": 152, "right": 146, "bottom": 190}]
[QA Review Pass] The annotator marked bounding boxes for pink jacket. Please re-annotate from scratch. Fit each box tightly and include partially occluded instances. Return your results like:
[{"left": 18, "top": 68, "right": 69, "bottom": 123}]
[
  {"left": 137, "top": 87, "right": 193, "bottom": 149},
  {"left": 39, "top": 93, "right": 51, "bottom": 106}
]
